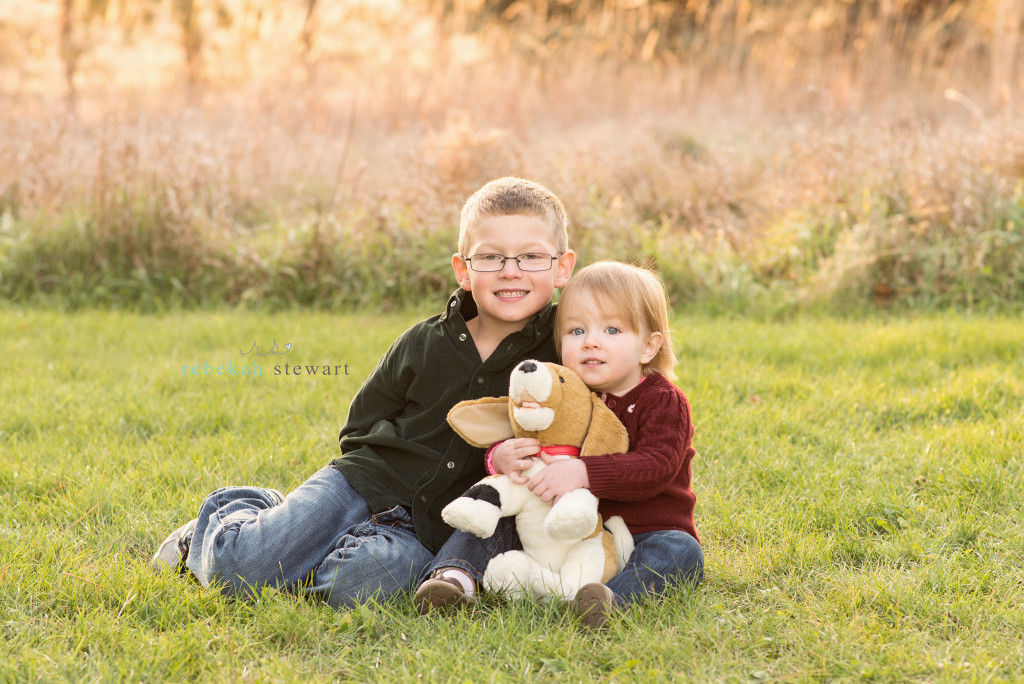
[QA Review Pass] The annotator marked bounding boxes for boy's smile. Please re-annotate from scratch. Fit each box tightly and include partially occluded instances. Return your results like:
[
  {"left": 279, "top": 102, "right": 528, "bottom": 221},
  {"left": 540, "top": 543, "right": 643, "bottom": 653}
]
[
  {"left": 494, "top": 288, "right": 529, "bottom": 300},
  {"left": 452, "top": 214, "right": 574, "bottom": 342}
]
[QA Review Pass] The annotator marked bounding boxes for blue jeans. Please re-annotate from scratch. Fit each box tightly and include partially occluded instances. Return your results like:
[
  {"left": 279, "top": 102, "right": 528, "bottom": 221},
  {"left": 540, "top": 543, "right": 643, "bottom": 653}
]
[
  {"left": 421, "top": 517, "right": 523, "bottom": 583},
  {"left": 427, "top": 523, "right": 703, "bottom": 606},
  {"left": 186, "top": 466, "right": 435, "bottom": 609},
  {"left": 607, "top": 529, "right": 704, "bottom": 606}
]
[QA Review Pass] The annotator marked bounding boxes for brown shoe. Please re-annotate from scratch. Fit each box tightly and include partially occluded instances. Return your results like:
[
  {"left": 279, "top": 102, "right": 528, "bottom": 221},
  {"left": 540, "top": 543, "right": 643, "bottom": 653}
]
[
  {"left": 573, "top": 582, "right": 618, "bottom": 629},
  {"left": 414, "top": 576, "right": 477, "bottom": 614}
]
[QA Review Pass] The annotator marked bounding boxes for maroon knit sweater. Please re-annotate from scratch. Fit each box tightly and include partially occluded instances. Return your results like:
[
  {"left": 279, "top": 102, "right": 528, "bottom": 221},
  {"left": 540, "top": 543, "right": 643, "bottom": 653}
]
[{"left": 583, "top": 372, "right": 700, "bottom": 543}]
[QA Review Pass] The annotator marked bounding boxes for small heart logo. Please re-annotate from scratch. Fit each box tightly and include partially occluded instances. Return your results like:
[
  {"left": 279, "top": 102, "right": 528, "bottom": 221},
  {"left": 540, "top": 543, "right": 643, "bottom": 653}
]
[{"left": 285, "top": 343, "right": 292, "bottom": 351}]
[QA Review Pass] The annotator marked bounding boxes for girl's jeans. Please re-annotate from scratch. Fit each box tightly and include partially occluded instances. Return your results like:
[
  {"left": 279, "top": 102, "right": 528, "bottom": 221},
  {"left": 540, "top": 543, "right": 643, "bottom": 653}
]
[
  {"left": 425, "top": 521, "right": 704, "bottom": 606},
  {"left": 186, "top": 466, "right": 440, "bottom": 609}
]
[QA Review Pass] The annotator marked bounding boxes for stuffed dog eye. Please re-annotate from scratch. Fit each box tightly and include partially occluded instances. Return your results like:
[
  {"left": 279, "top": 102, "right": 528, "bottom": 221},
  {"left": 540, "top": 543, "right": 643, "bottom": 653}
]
[{"left": 559, "top": 377, "right": 565, "bottom": 383}]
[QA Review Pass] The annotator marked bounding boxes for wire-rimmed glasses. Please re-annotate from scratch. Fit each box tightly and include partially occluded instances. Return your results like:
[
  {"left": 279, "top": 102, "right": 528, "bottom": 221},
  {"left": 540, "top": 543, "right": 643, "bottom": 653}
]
[{"left": 461, "top": 253, "right": 561, "bottom": 272}]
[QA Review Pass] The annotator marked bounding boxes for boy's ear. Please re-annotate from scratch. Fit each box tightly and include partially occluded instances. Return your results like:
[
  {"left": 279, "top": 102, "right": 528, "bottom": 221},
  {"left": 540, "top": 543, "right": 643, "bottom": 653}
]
[
  {"left": 452, "top": 253, "right": 472, "bottom": 291},
  {"left": 554, "top": 250, "right": 575, "bottom": 288},
  {"left": 580, "top": 394, "right": 629, "bottom": 457},
  {"left": 447, "top": 397, "right": 515, "bottom": 447}
]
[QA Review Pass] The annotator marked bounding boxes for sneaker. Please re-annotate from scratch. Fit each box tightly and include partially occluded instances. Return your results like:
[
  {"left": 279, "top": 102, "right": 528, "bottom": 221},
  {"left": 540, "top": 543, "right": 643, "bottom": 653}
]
[
  {"left": 573, "top": 582, "right": 619, "bottom": 629},
  {"left": 151, "top": 519, "right": 198, "bottom": 575},
  {"left": 414, "top": 576, "right": 477, "bottom": 614}
]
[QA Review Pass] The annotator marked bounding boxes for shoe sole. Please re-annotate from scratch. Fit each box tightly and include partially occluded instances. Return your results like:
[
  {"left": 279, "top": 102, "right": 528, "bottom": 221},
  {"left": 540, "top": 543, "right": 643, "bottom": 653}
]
[
  {"left": 414, "top": 581, "right": 476, "bottom": 615},
  {"left": 575, "top": 583, "right": 616, "bottom": 629}
]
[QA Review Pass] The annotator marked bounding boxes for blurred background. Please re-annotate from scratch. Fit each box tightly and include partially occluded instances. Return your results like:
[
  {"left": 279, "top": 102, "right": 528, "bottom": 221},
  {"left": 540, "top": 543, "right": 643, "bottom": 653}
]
[{"left": 1, "top": 0, "right": 1022, "bottom": 312}]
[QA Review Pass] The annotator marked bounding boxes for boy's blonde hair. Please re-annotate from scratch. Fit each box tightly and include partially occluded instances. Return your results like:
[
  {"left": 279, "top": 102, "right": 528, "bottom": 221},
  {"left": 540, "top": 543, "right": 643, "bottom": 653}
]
[
  {"left": 555, "top": 261, "right": 678, "bottom": 382},
  {"left": 459, "top": 177, "right": 569, "bottom": 255}
]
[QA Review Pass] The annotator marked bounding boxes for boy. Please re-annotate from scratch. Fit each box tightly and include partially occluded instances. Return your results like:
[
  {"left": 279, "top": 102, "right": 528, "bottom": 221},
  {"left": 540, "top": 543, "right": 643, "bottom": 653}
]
[{"left": 152, "top": 177, "right": 576, "bottom": 609}]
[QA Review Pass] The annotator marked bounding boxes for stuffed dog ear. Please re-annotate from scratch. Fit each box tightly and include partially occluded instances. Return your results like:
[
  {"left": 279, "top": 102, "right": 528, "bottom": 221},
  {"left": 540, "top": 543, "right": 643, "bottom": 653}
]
[
  {"left": 447, "top": 397, "right": 515, "bottom": 448},
  {"left": 580, "top": 394, "right": 630, "bottom": 457}
]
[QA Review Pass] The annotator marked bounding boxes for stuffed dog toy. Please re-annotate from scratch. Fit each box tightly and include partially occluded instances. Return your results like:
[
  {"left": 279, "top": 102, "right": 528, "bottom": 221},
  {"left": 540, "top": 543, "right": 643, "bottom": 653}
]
[{"left": 442, "top": 360, "right": 634, "bottom": 601}]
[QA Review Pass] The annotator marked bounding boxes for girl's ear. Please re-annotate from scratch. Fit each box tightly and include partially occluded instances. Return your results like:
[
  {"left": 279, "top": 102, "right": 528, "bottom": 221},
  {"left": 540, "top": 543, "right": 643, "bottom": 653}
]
[
  {"left": 452, "top": 253, "right": 472, "bottom": 290},
  {"left": 554, "top": 250, "right": 576, "bottom": 288},
  {"left": 640, "top": 331, "right": 663, "bottom": 365}
]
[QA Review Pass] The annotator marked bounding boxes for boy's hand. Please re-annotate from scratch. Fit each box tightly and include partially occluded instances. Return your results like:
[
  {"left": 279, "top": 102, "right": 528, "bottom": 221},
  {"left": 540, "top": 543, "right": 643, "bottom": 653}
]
[
  {"left": 527, "top": 456, "right": 589, "bottom": 503},
  {"left": 493, "top": 438, "right": 541, "bottom": 484}
]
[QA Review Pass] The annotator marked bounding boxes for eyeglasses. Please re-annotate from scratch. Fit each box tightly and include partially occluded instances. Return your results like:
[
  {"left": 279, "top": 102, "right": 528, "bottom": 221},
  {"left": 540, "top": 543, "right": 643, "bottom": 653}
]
[{"left": 462, "top": 253, "right": 562, "bottom": 272}]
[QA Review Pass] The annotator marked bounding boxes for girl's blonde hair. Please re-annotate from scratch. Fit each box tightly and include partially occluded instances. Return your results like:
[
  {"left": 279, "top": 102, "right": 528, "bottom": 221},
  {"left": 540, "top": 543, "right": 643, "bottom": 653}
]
[{"left": 555, "top": 261, "right": 677, "bottom": 382}]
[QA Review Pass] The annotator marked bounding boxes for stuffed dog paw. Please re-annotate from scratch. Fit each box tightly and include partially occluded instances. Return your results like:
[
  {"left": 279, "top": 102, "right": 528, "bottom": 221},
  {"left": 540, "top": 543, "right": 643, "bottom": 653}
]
[{"left": 442, "top": 360, "right": 634, "bottom": 601}]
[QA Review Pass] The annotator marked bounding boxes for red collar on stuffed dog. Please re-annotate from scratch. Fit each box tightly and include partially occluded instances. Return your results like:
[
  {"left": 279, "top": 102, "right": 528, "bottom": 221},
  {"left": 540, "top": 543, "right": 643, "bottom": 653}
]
[{"left": 540, "top": 445, "right": 582, "bottom": 458}]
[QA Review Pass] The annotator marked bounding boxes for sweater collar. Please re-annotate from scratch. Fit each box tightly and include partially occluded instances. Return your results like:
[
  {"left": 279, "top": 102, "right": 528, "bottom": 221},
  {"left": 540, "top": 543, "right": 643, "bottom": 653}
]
[{"left": 604, "top": 372, "right": 664, "bottom": 403}]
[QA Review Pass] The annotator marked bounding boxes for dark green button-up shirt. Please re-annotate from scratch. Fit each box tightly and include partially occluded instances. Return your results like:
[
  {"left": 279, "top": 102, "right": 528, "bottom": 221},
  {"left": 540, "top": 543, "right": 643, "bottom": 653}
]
[{"left": 330, "top": 289, "right": 558, "bottom": 553}]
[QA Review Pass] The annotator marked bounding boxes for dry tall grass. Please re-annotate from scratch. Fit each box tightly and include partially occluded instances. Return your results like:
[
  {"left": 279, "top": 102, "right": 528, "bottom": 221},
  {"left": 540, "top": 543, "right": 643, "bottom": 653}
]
[{"left": 0, "top": 0, "right": 1022, "bottom": 310}]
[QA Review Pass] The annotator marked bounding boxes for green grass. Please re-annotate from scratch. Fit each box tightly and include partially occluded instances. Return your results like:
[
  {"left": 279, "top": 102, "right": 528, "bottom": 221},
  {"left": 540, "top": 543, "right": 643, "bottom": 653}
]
[{"left": 2, "top": 308, "right": 1023, "bottom": 681}]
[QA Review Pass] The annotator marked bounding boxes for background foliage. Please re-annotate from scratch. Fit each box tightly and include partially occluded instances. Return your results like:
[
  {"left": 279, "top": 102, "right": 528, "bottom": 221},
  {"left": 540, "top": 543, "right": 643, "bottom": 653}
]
[{"left": 1, "top": 0, "right": 1023, "bottom": 312}]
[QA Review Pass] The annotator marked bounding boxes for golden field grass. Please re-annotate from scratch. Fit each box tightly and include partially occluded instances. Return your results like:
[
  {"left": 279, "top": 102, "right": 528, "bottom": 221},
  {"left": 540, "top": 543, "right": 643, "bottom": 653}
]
[{"left": 1, "top": 0, "right": 1022, "bottom": 311}]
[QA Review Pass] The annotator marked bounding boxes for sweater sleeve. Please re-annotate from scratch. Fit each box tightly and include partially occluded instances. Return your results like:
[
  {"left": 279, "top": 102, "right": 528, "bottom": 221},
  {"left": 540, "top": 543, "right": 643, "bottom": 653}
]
[{"left": 582, "top": 386, "right": 692, "bottom": 501}]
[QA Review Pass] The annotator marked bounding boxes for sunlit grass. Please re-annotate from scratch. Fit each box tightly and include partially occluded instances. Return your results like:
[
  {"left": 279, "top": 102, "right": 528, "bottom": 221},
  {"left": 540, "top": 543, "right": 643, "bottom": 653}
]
[{"left": 2, "top": 308, "right": 1022, "bottom": 680}]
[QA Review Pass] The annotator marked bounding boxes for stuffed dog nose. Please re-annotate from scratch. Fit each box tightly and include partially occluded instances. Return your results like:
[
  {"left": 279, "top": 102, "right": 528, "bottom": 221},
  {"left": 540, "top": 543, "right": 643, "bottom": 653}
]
[{"left": 519, "top": 361, "right": 538, "bottom": 373}]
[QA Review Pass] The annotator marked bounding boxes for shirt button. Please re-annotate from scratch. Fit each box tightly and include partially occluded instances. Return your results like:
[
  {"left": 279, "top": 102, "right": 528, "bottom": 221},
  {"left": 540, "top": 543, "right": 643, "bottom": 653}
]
[
  {"left": 459, "top": 333, "right": 467, "bottom": 341},
  {"left": 446, "top": 461, "right": 455, "bottom": 469},
  {"left": 477, "top": 377, "right": 485, "bottom": 384},
  {"left": 419, "top": 495, "right": 427, "bottom": 503},
  {"left": 607, "top": 399, "right": 617, "bottom": 408}
]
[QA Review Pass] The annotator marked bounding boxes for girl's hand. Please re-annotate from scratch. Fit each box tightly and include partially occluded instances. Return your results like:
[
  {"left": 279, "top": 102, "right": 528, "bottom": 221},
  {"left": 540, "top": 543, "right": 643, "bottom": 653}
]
[
  {"left": 527, "top": 457, "right": 589, "bottom": 503},
  {"left": 492, "top": 438, "right": 541, "bottom": 484}
]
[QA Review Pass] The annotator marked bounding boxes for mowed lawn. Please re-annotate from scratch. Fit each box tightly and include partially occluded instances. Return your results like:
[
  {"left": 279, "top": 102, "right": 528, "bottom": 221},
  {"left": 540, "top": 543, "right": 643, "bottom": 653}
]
[{"left": 1, "top": 308, "right": 1022, "bottom": 682}]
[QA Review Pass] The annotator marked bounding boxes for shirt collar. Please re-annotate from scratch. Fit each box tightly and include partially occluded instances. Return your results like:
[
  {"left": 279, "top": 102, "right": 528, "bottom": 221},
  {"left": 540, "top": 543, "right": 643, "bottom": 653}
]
[
  {"left": 520, "top": 300, "right": 555, "bottom": 342},
  {"left": 439, "top": 288, "right": 475, "bottom": 325}
]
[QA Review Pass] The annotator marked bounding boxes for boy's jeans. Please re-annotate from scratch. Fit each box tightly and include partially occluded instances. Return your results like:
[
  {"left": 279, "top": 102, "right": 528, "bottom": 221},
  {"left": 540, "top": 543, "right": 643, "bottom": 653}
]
[
  {"left": 426, "top": 523, "right": 704, "bottom": 606},
  {"left": 186, "top": 466, "right": 436, "bottom": 609}
]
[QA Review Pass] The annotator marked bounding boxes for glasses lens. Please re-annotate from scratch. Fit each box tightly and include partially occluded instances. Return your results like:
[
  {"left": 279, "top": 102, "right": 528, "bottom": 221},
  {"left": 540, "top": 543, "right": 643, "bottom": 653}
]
[
  {"left": 470, "top": 254, "right": 504, "bottom": 271},
  {"left": 518, "top": 254, "right": 553, "bottom": 271}
]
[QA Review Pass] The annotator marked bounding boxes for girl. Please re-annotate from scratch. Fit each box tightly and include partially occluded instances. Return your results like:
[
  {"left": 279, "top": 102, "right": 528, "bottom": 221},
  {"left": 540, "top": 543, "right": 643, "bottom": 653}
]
[{"left": 417, "top": 261, "right": 702, "bottom": 627}]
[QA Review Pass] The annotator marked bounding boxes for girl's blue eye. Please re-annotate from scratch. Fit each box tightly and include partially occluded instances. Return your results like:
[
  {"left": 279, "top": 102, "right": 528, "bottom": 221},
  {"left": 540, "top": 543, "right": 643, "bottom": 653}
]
[
  {"left": 569, "top": 328, "right": 584, "bottom": 336},
  {"left": 606, "top": 327, "right": 620, "bottom": 335}
]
